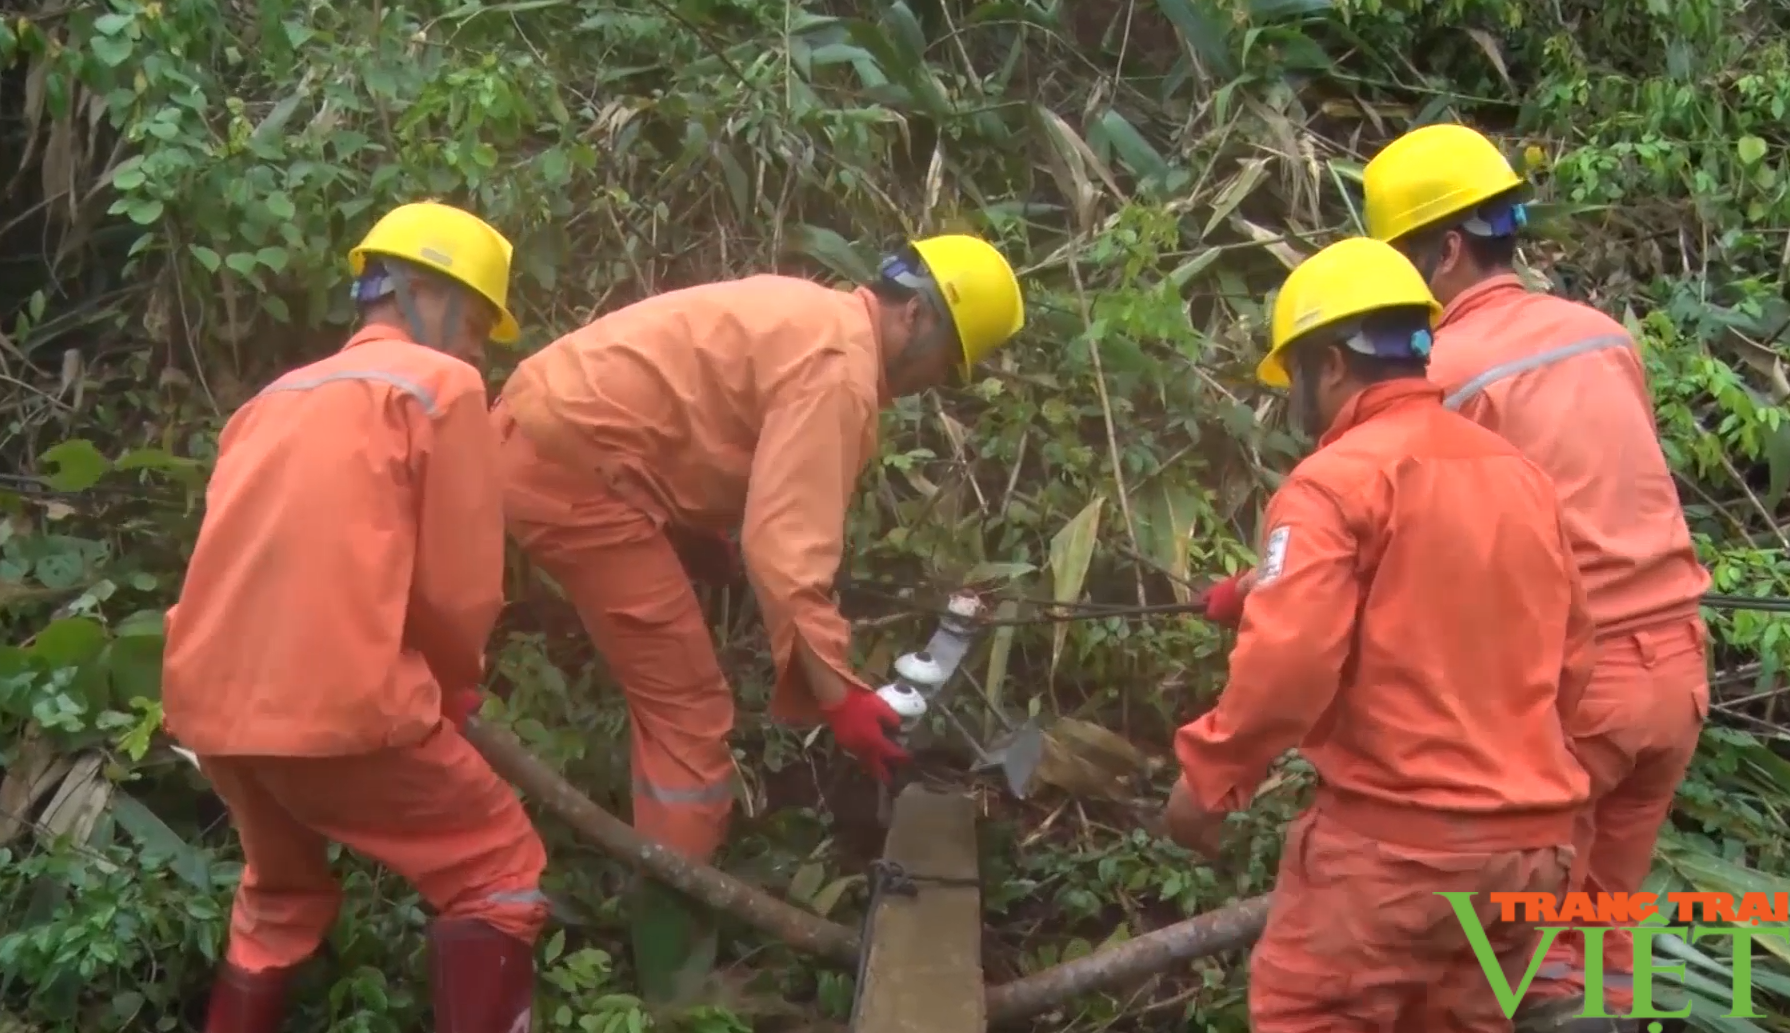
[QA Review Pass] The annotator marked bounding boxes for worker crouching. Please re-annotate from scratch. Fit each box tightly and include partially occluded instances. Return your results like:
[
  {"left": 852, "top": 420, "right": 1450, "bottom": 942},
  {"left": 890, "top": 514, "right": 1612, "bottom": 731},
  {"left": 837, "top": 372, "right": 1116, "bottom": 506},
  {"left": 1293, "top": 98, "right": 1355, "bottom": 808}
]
[
  {"left": 163, "top": 202, "right": 549, "bottom": 1033},
  {"left": 1165, "top": 238, "right": 1595, "bottom": 1031},
  {"left": 490, "top": 235, "right": 1025, "bottom": 1001}
]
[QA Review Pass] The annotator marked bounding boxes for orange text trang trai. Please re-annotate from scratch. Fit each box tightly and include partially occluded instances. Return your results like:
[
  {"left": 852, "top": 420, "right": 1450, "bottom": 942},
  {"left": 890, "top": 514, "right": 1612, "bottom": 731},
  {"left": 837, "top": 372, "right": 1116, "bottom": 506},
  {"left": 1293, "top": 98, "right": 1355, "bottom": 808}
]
[{"left": 1491, "top": 891, "right": 1789, "bottom": 925}]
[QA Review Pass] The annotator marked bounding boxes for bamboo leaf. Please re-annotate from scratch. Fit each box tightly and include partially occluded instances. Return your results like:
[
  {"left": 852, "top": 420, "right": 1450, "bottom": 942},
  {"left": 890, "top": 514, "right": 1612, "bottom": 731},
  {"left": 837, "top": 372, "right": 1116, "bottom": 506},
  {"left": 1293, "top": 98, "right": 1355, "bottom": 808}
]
[
  {"left": 786, "top": 225, "right": 876, "bottom": 283},
  {"left": 1048, "top": 498, "right": 1104, "bottom": 676}
]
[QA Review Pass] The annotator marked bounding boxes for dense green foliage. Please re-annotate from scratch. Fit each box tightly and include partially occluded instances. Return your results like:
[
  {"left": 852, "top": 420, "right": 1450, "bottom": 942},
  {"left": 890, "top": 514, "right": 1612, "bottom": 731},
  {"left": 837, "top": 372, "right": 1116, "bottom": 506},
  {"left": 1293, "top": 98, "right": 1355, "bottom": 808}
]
[{"left": 1, "top": 0, "right": 1789, "bottom": 1029}]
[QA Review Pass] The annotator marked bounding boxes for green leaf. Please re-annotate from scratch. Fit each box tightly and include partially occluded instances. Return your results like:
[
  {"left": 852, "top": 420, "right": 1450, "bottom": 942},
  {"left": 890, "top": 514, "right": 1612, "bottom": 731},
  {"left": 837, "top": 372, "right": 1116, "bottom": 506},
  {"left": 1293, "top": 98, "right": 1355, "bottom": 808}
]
[
  {"left": 93, "top": 13, "right": 133, "bottom": 36},
  {"left": 961, "top": 562, "right": 1037, "bottom": 584},
  {"left": 40, "top": 439, "right": 111, "bottom": 492},
  {"left": 111, "top": 161, "right": 147, "bottom": 191},
  {"left": 125, "top": 197, "right": 164, "bottom": 225},
  {"left": 1047, "top": 497, "right": 1105, "bottom": 676},
  {"left": 255, "top": 247, "right": 290, "bottom": 272},
  {"left": 188, "top": 244, "right": 222, "bottom": 272},
  {"left": 1091, "top": 109, "right": 1170, "bottom": 185},
  {"left": 983, "top": 599, "right": 1019, "bottom": 720},
  {"left": 107, "top": 634, "right": 163, "bottom": 702},
  {"left": 786, "top": 224, "right": 876, "bottom": 283},
  {"left": 115, "top": 447, "right": 198, "bottom": 472},
  {"left": 115, "top": 610, "right": 165, "bottom": 638},
  {"left": 264, "top": 192, "right": 298, "bottom": 221},
  {"left": 31, "top": 536, "right": 99, "bottom": 591},
  {"left": 110, "top": 792, "right": 212, "bottom": 892},
  {"left": 31, "top": 616, "right": 108, "bottom": 668},
  {"left": 225, "top": 252, "right": 259, "bottom": 276},
  {"left": 539, "top": 147, "right": 571, "bottom": 185},
  {"left": 89, "top": 34, "right": 133, "bottom": 67},
  {"left": 1761, "top": 420, "right": 1790, "bottom": 510},
  {"left": 1736, "top": 135, "right": 1768, "bottom": 167},
  {"left": 1152, "top": 0, "right": 1238, "bottom": 80}
]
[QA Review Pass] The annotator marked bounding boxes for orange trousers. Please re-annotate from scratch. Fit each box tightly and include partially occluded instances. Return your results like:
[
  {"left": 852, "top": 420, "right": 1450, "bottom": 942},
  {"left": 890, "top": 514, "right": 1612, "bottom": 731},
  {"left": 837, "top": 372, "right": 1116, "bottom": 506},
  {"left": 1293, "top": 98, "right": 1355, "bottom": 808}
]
[
  {"left": 495, "top": 409, "right": 736, "bottom": 862},
  {"left": 202, "top": 725, "right": 550, "bottom": 972},
  {"left": 1249, "top": 809, "right": 1571, "bottom": 1032},
  {"left": 1530, "top": 616, "right": 1708, "bottom": 1010}
]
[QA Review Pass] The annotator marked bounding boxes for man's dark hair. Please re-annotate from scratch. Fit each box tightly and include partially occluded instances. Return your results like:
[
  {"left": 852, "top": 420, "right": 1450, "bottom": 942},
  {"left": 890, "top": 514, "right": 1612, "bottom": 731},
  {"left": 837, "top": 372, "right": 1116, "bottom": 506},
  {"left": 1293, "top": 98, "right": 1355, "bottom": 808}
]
[
  {"left": 1292, "top": 342, "right": 1428, "bottom": 385},
  {"left": 1288, "top": 309, "right": 1431, "bottom": 386},
  {"left": 1399, "top": 211, "right": 1519, "bottom": 273}
]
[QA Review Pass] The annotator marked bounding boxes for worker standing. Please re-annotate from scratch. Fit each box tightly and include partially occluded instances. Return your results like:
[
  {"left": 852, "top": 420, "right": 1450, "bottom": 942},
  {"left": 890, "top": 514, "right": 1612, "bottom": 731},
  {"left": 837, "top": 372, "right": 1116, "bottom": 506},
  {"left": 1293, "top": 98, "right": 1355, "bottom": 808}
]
[
  {"left": 490, "top": 236, "right": 1025, "bottom": 1001},
  {"left": 162, "top": 202, "right": 547, "bottom": 1033},
  {"left": 1361, "top": 124, "right": 1711, "bottom": 1028},
  {"left": 1165, "top": 237, "right": 1594, "bottom": 1031}
]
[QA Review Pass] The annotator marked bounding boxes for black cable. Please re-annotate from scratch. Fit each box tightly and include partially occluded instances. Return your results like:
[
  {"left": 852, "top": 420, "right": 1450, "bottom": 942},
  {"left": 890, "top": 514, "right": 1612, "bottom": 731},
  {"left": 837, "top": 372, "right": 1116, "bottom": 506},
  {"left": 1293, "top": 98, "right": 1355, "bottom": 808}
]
[{"left": 843, "top": 577, "right": 1790, "bottom": 628}]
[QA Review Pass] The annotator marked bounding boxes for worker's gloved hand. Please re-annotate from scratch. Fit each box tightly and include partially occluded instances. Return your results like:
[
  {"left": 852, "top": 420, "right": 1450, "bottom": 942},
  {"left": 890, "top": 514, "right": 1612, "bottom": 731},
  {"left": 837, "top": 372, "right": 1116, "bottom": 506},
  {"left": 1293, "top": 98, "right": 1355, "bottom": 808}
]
[
  {"left": 1198, "top": 570, "right": 1255, "bottom": 628},
  {"left": 822, "top": 688, "right": 910, "bottom": 783},
  {"left": 667, "top": 525, "right": 743, "bottom": 588},
  {"left": 441, "top": 686, "right": 484, "bottom": 732},
  {"left": 1163, "top": 777, "right": 1226, "bottom": 860}
]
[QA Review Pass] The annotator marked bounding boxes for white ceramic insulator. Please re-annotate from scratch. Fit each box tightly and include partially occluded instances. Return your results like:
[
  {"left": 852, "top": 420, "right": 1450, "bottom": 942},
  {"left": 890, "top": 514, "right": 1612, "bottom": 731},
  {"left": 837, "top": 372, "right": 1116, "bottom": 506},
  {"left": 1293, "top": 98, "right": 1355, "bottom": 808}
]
[
  {"left": 894, "top": 650, "right": 947, "bottom": 689},
  {"left": 876, "top": 682, "right": 929, "bottom": 721}
]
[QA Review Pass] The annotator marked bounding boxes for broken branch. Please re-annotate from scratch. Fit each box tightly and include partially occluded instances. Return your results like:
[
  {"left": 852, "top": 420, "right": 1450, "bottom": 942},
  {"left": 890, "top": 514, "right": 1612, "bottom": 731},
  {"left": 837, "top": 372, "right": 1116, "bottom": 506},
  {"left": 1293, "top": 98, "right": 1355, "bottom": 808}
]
[{"left": 463, "top": 717, "right": 863, "bottom": 964}]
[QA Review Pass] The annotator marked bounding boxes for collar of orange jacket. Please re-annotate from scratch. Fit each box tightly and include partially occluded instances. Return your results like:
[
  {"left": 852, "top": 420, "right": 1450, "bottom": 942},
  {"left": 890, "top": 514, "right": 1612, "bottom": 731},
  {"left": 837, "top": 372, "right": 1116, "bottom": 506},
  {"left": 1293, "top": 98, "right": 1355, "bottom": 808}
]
[
  {"left": 1319, "top": 379, "right": 1444, "bottom": 446},
  {"left": 1440, "top": 273, "right": 1526, "bottom": 328},
  {"left": 852, "top": 286, "right": 894, "bottom": 405},
  {"left": 341, "top": 321, "right": 416, "bottom": 351}
]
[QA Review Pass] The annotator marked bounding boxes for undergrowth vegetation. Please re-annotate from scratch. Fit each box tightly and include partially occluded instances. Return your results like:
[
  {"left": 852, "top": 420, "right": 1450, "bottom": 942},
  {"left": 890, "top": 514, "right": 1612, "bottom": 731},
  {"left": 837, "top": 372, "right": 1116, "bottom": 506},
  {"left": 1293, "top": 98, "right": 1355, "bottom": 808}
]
[{"left": 1, "top": 0, "right": 1788, "bottom": 1029}]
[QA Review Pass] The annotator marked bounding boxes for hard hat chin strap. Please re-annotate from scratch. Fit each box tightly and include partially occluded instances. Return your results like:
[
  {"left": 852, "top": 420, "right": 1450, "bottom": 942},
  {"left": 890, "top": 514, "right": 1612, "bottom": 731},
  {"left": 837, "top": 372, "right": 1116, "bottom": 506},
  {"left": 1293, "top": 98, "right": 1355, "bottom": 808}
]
[{"left": 357, "top": 260, "right": 463, "bottom": 353}]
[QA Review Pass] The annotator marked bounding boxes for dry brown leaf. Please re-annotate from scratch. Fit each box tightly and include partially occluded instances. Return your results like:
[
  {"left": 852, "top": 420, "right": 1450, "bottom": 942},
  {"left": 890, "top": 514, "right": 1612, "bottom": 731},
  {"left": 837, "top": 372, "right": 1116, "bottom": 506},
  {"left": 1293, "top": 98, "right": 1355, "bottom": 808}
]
[
  {"left": 1032, "top": 716, "right": 1149, "bottom": 801},
  {"left": 1230, "top": 215, "right": 1306, "bottom": 270}
]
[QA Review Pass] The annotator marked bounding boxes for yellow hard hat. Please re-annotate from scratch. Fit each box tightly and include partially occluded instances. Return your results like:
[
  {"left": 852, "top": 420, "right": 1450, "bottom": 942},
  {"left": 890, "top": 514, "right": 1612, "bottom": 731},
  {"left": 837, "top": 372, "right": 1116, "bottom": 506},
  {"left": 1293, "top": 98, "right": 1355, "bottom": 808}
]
[
  {"left": 348, "top": 201, "right": 521, "bottom": 345},
  {"left": 908, "top": 234, "right": 1025, "bottom": 377},
  {"left": 1258, "top": 237, "right": 1443, "bottom": 388},
  {"left": 1362, "top": 124, "right": 1526, "bottom": 244}
]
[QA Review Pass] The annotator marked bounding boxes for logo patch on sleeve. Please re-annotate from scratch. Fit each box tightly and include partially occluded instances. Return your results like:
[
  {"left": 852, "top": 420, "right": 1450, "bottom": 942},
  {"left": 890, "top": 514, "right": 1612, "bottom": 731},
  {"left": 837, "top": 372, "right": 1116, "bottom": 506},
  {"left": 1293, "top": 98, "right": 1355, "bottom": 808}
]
[{"left": 1257, "top": 526, "right": 1291, "bottom": 586}]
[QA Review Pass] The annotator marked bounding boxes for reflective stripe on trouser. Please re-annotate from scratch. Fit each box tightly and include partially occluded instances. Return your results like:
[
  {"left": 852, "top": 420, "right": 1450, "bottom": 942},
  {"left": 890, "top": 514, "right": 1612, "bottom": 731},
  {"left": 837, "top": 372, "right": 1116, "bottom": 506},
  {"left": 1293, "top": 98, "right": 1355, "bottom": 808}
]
[
  {"left": 201, "top": 727, "right": 550, "bottom": 972},
  {"left": 1526, "top": 617, "right": 1708, "bottom": 1008},
  {"left": 1249, "top": 808, "right": 1571, "bottom": 1033},
  {"left": 496, "top": 419, "right": 735, "bottom": 862}
]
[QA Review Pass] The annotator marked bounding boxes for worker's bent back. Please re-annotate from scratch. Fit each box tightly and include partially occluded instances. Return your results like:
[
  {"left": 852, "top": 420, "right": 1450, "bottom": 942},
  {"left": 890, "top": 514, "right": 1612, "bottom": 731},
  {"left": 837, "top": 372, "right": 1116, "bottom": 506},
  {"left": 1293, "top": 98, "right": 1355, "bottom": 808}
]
[{"left": 162, "top": 324, "right": 505, "bottom": 758}]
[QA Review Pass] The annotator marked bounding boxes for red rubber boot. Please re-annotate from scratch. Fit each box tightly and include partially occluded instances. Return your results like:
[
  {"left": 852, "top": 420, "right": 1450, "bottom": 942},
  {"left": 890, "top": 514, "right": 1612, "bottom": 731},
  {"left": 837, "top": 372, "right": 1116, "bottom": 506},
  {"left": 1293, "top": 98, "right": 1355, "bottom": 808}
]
[
  {"left": 427, "top": 917, "right": 536, "bottom": 1033},
  {"left": 203, "top": 962, "right": 296, "bottom": 1033}
]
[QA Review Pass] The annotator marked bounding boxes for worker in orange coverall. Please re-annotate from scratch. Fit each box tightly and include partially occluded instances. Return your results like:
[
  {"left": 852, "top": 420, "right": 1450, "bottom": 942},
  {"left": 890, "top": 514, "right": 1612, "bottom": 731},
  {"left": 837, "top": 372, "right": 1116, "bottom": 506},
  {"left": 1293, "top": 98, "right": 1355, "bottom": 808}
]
[
  {"left": 1359, "top": 124, "right": 1712, "bottom": 1030},
  {"left": 1165, "top": 236, "right": 1594, "bottom": 1032},
  {"left": 162, "top": 201, "right": 548, "bottom": 1033},
  {"left": 490, "top": 235, "right": 1025, "bottom": 1000}
]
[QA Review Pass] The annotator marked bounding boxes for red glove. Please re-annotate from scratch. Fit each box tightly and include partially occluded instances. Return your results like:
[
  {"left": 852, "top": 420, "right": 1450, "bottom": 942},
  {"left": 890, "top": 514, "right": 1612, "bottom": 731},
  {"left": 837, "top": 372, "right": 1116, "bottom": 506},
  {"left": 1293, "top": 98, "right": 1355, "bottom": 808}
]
[
  {"left": 442, "top": 686, "right": 483, "bottom": 731},
  {"left": 823, "top": 688, "right": 911, "bottom": 783},
  {"left": 1198, "top": 572, "right": 1248, "bottom": 628}
]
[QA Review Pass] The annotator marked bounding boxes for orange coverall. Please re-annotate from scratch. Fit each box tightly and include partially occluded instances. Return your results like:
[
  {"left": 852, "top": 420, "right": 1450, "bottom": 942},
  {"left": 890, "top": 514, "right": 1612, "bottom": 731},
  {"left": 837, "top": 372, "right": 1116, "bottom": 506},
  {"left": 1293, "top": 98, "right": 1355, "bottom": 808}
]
[
  {"left": 1431, "top": 275, "right": 1712, "bottom": 1007},
  {"left": 1176, "top": 380, "right": 1594, "bottom": 1032},
  {"left": 162, "top": 324, "right": 549, "bottom": 973},
  {"left": 494, "top": 275, "right": 887, "bottom": 860}
]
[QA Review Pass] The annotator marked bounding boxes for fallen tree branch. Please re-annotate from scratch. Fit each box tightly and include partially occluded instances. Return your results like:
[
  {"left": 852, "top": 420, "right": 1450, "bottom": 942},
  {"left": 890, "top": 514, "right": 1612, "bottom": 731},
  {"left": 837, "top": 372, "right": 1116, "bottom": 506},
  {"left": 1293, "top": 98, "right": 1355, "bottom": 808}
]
[
  {"left": 468, "top": 716, "right": 1270, "bottom": 1016},
  {"left": 983, "top": 895, "right": 1271, "bottom": 1025},
  {"left": 463, "top": 717, "right": 862, "bottom": 964}
]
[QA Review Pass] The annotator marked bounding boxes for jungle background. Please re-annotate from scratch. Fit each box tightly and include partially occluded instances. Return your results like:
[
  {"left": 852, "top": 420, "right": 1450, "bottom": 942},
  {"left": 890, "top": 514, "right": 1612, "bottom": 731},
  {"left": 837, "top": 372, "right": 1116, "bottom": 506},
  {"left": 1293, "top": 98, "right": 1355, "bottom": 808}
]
[{"left": 2, "top": 0, "right": 1789, "bottom": 1030}]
